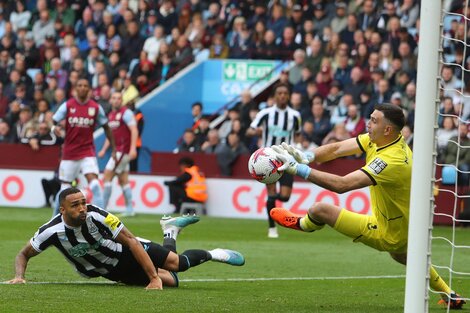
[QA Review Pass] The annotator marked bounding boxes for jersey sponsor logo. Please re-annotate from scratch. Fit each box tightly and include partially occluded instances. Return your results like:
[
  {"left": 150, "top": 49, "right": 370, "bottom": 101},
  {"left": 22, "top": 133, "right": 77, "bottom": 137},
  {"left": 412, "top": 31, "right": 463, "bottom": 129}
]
[
  {"left": 104, "top": 213, "right": 121, "bottom": 230},
  {"left": 108, "top": 120, "right": 120, "bottom": 129},
  {"left": 368, "top": 157, "right": 387, "bottom": 175},
  {"left": 88, "top": 107, "right": 96, "bottom": 116},
  {"left": 67, "top": 116, "right": 95, "bottom": 127},
  {"left": 268, "top": 125, "right": 291, "bottom": 137},
  {"left": 68, "top": 238, "right": 104, "bottom": 257}
]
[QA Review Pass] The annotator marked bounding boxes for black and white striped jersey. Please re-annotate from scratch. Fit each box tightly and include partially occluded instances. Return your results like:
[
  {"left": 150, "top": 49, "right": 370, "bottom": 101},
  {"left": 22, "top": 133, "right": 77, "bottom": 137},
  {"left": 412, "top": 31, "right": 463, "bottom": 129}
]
[
  {"left": 250, "top": 105, "right": 301, "bottom": 147},
  {"left": 30, "top": 205, "right": 124, "bottom": 278}
]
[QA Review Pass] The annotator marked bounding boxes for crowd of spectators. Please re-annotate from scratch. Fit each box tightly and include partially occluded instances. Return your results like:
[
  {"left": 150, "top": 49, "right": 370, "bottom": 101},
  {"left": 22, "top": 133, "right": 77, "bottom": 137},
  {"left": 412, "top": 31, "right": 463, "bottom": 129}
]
[
  {"left": 171, "top": 0, "right": 470, "bottom": 177},
  {"left": 0, "top": 0, "right": 468, "bottom": 179}
]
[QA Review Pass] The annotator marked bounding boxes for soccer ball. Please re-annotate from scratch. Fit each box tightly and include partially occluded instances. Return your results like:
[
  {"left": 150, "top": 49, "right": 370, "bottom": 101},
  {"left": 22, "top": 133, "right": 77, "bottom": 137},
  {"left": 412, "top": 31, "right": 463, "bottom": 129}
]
[{"left": 248, "top": 147, "right": 284, "bottom": 184}]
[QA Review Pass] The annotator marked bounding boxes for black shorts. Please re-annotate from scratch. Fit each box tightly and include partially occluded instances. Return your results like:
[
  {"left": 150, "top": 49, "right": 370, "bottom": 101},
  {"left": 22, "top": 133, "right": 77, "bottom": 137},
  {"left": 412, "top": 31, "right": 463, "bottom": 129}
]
[
  {"left": 278, "top": 172, "right": 294, "bottom": 187},
  {"left": 103, "top": 241, "right": 171, "bottom": 286}
]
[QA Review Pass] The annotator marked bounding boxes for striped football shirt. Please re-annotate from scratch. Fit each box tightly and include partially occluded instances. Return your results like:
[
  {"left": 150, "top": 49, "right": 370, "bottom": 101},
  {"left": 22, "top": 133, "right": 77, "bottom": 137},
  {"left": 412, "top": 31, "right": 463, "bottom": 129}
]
[
  {"left": 30, "top": 205, "right": 124, "bottom": 278},
  {"left": 250, "top": 105, "right": 301, "bottom": 147}
]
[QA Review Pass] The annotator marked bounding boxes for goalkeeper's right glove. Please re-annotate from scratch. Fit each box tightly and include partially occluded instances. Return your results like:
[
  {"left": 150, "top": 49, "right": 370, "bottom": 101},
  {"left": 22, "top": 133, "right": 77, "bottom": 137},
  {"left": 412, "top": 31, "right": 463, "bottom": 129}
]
[
  {"left": 271, "top": 145, "right": 312, "bottom": 179},
  {"left": 281, "top": 142, "right": 315, "bottom": 164}
]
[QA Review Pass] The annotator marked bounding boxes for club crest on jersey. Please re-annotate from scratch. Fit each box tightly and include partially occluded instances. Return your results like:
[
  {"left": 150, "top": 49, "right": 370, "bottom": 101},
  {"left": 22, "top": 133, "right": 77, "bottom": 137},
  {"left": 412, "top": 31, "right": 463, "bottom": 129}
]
[
  {"left": 87, "top": 220, "right": 98, "bottom": 233},
  {"left": 88, "top": 107, "right": 96, "bottom": 116},
  {"left": 70, "top": 108, "right": 76, "bottom": 113},
  {"left": 368, "top": 157, "right": 387, "bottom": 175},
  {"left": 116, "top": 113, "right": 122, "bottom": 120}
]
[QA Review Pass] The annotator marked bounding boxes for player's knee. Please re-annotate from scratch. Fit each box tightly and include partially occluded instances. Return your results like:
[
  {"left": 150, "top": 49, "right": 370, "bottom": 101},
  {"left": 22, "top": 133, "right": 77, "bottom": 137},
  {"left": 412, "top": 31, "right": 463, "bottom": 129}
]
[
  {"left": 89, "top": 178, "right": 100, "bottom": 189},
  {"left": 177, "top": 254, "right": 190, "bottom": 272},
  {"left": 308, "top": 203, "right": 328, "bottom": 220},
  {"left": 277, "top": 194, "right": 290, "bottom": 202}
]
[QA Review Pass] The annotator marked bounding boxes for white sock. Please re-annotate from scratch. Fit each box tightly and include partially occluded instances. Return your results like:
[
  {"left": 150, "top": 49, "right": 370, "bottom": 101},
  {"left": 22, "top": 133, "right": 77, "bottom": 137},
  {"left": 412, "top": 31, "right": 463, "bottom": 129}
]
[{"left": 163, "top": 227, "right": 178, "bottom": 240}]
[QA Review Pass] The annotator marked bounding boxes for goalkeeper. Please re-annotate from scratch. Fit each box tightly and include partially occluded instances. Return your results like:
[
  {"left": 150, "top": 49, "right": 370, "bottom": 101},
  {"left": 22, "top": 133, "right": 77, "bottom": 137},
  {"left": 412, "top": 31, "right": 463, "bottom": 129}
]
[{"left": 270, "top": 103, "right": 465, "bottom": 310}]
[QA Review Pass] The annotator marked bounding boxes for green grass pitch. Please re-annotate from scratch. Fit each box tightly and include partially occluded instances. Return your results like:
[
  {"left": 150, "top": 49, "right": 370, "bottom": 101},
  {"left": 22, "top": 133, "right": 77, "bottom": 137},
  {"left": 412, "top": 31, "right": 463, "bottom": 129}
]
[{"left": 0, "top": 207, "right": 469, "bottom": 313}]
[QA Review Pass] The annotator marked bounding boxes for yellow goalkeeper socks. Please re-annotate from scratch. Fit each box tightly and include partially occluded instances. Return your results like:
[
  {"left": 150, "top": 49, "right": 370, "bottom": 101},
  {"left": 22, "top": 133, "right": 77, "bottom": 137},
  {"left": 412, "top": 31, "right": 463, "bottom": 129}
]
[
  {"left": 299, "top": 213, "right": 325, "bottom": 232},
  {"left": 429, "top": 266, "right": 451, "bottom": 294}
]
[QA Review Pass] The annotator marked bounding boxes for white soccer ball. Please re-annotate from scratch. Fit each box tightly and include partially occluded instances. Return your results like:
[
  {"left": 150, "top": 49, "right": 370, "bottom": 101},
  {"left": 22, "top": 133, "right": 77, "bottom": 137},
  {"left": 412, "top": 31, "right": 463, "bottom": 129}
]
[{"left": 248, "top": 147, "right": 284, "bottom": 184}]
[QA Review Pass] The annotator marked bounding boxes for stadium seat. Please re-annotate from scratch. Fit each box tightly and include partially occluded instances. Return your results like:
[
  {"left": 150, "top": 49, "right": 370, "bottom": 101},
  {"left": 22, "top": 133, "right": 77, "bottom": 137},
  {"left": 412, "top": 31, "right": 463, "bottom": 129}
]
[
  {"left": 442, "top": 166, "right": 457, "bottom": 185},
  {"left": 181, "top": 202, "right": 206, "bottom": 215},
  {"left": 443, "top": 14, "right": 461, "bottom": 31},
  {"left": 194, "top": 49, "right": 210, "bottom": 62},
  {"left": 26, "top": 68, "right": 41, "bottom": 81},
  {"left": 128, "top": 58, "right": 140, "bottom": 75}
]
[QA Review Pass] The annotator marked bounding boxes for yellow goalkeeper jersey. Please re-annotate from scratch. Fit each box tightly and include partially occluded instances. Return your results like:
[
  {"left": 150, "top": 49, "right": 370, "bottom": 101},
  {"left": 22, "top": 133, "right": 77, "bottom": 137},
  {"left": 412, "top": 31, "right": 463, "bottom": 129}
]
[{"left": 356, "top": 133, "right": 412, "bottom": 248}]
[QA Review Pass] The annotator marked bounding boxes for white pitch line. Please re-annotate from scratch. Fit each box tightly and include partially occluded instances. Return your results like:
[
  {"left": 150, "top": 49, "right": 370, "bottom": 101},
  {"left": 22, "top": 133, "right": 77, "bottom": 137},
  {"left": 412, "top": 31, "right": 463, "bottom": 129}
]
[
  {"left": 180, "top": 275, "right": 406, "bottom": 282},
  {"left": 0, "top": 275, "right": 406, "bottom": 285}
]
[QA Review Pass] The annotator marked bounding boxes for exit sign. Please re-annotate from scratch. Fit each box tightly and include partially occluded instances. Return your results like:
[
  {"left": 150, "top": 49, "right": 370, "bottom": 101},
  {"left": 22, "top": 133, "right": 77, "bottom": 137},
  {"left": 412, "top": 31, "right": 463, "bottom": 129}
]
[{"left": 223, "top": 61, "right": 274, "bottom": 81}]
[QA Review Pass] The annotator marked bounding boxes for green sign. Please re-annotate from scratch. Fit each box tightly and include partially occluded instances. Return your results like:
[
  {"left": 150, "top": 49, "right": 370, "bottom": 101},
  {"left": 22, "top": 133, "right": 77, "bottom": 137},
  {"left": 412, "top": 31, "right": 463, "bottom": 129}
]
[{"left": 223, "top": 62, "right": 274, "bottom": 81}]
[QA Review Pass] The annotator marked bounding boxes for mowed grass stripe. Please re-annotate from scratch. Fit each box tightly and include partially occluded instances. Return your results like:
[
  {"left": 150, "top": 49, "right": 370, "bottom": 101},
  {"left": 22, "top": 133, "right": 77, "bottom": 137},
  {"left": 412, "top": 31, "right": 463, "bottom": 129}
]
[{"left": 0, "top": 274, "right": 406, "bottom": 285}]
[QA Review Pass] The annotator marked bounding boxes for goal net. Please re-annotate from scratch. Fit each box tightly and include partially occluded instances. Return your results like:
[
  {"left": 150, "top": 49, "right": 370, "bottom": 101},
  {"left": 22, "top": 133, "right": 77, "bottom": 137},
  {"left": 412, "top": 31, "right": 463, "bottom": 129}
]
[{"left": 405, "top": 1, "right": 470, "bottom": 312}]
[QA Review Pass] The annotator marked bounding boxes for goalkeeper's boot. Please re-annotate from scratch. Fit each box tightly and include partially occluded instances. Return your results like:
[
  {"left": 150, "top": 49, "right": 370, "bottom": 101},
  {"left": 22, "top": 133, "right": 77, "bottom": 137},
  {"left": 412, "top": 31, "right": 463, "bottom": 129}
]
[
  {"left": 270, "top": 207, "right": 302, "bottom": 231},
  {"left": 209, "top": 248, "right": 245, "bottom": 266},
  {"left": 160, "top": 214, "right": 200, "bottom": 234},
  {"left": 437, "top": 292, "right": 466, "bottom": 310}
]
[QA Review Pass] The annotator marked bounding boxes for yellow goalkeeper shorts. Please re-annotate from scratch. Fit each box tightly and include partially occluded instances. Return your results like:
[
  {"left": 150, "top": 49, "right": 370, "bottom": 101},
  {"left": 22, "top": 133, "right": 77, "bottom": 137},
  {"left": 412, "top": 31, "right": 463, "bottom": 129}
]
[{"left": 334, "top": 209, "right": 407, "bottom": 253}]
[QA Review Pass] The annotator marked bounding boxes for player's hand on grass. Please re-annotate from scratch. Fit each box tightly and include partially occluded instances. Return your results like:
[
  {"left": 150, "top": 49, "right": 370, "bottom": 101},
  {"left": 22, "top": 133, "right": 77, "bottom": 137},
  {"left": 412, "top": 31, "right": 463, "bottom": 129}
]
[
  {"left": 281, "top": 142, "right": 315, "bottom": 164},
  {"left": 7, "top": 277, "right": 26, "bottom": 284},
  {"left": 271, "top": 145, "right": 299, "bottom": 175},
  {"left": 145, "top": 276, "right": 163, "bottom": 290}
]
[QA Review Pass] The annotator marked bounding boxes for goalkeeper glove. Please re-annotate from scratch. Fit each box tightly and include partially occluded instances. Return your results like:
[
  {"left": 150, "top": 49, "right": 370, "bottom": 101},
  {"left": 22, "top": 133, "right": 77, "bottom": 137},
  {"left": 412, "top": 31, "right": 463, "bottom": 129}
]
[
  {"left": 271, "top": 145, "right": 311, "bottom": 179},
  {"left": 281, "top": 142, "right": 315, "bottom": 164}
]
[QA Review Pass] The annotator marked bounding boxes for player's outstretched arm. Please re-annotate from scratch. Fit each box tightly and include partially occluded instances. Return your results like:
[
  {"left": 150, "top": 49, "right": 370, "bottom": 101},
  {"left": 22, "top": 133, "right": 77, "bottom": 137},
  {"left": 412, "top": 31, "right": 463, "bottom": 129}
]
[
  {"left": 115, "top": 227, "right": 163, "bottom": 290},
  {"left": 311, "top": 137, "right": 362, "bottom": 163},
  {"left": 7, "top": 242, "right": 40, "bottom": 284},
  {"left": 272, "top": 145, "right": 373, "bottom": 193},
  {"left": 280, "top": 142, "right": 315, "bottom": 164}
]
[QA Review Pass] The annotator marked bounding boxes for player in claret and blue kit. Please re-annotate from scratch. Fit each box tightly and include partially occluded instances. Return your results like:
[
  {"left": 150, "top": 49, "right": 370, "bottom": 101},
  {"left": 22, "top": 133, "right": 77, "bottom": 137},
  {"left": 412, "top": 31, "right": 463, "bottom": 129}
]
[{"left": 51, "top": 78, "right": 116, "bottom": 216}]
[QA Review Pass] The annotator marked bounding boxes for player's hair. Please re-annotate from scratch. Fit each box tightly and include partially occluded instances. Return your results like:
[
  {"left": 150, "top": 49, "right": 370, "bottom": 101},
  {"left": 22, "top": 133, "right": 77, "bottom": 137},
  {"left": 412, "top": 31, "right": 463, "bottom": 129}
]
[
  {"left": 272, "top": 82, "right": 291, "bottom": 95},
  {"left": 191, "top": 101, "right": 203, "bottom": 109},
  {"left": 59, "top": 187, "right": 82, "bottom": 205},
  {"left": 178, "top": 157, "right": 194, "bottom": 167},
  {"left": 375, "top": 103, "right": 405, "bottom": 131}
]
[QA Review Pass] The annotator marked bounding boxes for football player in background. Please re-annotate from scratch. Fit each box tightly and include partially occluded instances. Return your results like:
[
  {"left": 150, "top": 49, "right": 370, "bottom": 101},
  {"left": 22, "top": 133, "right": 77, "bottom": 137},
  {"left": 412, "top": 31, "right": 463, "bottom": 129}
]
[
  {"left": 51, "top": 78, "right": 116, "bottom": 216},
  {"left": 98, "top": 92, "right": 138, "bottom": 217},
  {"left": 246, "top": 83, "right": 301, "bottom": 238}
]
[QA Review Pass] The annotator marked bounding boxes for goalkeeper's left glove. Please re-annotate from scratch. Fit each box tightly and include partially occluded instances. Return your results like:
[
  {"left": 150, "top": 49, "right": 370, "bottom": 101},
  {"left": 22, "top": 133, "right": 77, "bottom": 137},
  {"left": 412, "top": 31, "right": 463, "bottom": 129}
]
[
  {"left": 271, "top": 145, "right": 312, "bottom": 179},
  {"left": 281, "top": 142, "right": 315, "bottom": 164}
]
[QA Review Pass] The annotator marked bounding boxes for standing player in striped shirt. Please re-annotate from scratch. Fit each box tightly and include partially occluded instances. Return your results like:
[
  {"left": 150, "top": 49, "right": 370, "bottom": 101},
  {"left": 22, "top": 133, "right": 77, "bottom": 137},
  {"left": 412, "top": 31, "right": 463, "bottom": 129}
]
[
  {"left": 7, "top": 187, "right": 245, "bottom": 289},
  {"left": 98, "top": 92, "right": 138, "bottom": 217},
  {"left": 246, "top": 83, "right": 302, "bottom": 238},
  {"left": 52, "top": 78, "right": 116, "bottom": 216}
]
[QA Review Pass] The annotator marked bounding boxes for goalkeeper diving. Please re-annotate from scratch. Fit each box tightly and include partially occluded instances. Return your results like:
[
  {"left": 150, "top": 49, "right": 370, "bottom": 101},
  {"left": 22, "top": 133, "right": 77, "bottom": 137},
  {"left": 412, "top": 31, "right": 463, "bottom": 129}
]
[{"left": 270, "top": 103, "right": 465, "bottom": 310}]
